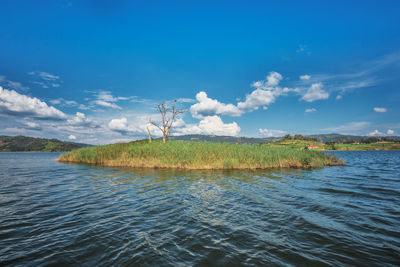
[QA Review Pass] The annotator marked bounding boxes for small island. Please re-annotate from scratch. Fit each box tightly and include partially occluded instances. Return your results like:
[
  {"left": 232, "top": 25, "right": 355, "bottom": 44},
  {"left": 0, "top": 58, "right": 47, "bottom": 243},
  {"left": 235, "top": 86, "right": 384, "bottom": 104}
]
[{"left": 57, "top": 140, "right": 345, "bottom": 169}]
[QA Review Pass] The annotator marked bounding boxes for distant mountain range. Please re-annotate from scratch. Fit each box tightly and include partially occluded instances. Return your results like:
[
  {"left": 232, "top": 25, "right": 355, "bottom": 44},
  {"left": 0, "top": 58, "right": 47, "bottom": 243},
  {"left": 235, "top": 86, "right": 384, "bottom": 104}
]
[
  {"left": 168, "top": 134, "right": 400, "bottom": 144},
  {"left": 0, "top": 136, "right": 90, "bottom": 152},
  {"left": 1, "top": 134, "right": 399, "bottom": 152}
]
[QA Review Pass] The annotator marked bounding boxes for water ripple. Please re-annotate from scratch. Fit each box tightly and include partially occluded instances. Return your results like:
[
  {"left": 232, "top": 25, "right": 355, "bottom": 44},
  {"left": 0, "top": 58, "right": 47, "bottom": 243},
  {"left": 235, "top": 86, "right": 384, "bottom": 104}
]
[{"left": 0, "top": 151, "right": 399, "bottom": 266}]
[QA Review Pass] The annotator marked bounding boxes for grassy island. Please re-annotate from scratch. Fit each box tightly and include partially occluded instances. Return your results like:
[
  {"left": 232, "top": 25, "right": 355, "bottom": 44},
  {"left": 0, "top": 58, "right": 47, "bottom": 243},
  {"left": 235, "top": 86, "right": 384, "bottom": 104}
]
[{"left": 58, "top": 140, "right": 344, "bottom": 169}]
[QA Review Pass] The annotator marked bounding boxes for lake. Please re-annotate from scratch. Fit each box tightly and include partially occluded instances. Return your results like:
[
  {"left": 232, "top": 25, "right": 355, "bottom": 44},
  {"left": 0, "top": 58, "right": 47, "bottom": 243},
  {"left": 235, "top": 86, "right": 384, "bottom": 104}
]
[{"left": 0, "top": 151, "right": 399, "bottom": 266}]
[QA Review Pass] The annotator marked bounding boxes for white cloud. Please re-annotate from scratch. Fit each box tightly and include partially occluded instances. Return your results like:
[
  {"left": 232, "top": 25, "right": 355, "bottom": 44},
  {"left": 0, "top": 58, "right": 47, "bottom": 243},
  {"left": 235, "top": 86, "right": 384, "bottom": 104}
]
[
  {"left": 300, "top": 74, "right": 311, "bottom": 80},
  {"left": 172, "top": 117, "right": 186, "bottom": 128},
  {"left": 28, "top": 71, "right": 60, "bottom": 81},
  {"left": 190, "top": 91, "right": 242, "bottom": 118},
  {"left": 95, "top": 100, "right": 121, "bottom": 109},
  {"left": 24, "top": 122, "right": 41, "bottom": 130},
  {"left": 68, "top": 135, "right": 77, "bottom": 140},
  {"left": 97, "top": 91, "right": 128, "bottom": 102},
  {"left": 108, "top": 118, "right": 143, "bottom": 134},
  {"left": 92, "top": 91, "right": 132, "bottom": 109},
  {"left": 0, "top": 75, "right": 29, "bottom": 91},
  {"left": 336, "top": 95, "right": 343, "bottom": 100},
  {"left": 305, "top": 108, "right": 317, "bottom": 113},
  {"left": 387, "top": 129, "right": 394, "bottom": 135},
  {"left": 188, "top": 72, "right": 296, "bottom": 118},
  {"left": 67, "top": 112, "right": 97, "bottom": 127},
  {"left": 323, "top": 121, "right": 370, "bottom": 134},
  {"left": 0, "top": 86, "right": 67, "bottom": 120},
  {"left": 177, "top": 98, "right": 195, "bottom": 103},
  {"left": 237, "top": 88, "right": 277, "bottom": 112},
  {"left": 301, "top": 83, "right": 329, "bottom": 102},
  {"left": 28, "top": 71, "right": 60, "bottom": 88},
  {"left": 50, "top": 98, "right": 78, "bottom": 107},
  {"left": 175, "top": 115, "right": 240, "bottom": 136},
  {"left": 367, "top": 129, "right": 384, "bottom": 136},
  {"left": 259, "top": 128, "right": 287, "bottom": 137},
  {"left": 78, "top": 104, "right": 90, "bottom": 110},
  {"left": 108, "top": 118, "right": 129, "bottom": 132},
  {"left": 266, "top": 71, "right": 283, "bottom": 86},
  {"left": 373, "top": 107, "right": 387, "bottom": 113},
  {"left": 237, "top": 72, "right": 299, "bottom": 112},
  {"left": 50, "top": 99, "right": 61, "bottom": 105}
]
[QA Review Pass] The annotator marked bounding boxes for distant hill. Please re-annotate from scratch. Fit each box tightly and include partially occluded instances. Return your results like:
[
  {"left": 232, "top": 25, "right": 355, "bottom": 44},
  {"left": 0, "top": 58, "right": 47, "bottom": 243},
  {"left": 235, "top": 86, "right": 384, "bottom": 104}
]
[
  {"left": 0, "top": 136, "right": 90, "bottom": 152},
  {"left": 168, "top": 134, "right": 278, "bottom": 144},
  {"left": 308, "top": 134, "right": 400, "bottom": 143},
  {"left": 167, "top": 134, "right": 400, "bottom": 144}
]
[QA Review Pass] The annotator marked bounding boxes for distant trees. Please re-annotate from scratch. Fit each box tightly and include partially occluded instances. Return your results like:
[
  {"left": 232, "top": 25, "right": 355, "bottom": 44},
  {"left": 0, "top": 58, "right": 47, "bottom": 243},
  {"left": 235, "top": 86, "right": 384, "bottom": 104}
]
[
  {"left": 326, "top": 141, "right": 336, "bottom": 150},
  {"left": 282, "top": 134, "right": 317, "bottom": 142},
  {"left": 149, "top": 100, "right": 185, "bottom": 143}
]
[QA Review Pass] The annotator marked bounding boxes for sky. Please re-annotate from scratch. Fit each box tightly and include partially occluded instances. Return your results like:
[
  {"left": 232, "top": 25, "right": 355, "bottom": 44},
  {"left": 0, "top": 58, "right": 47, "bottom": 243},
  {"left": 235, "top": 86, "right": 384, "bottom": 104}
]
[{"left": 0, "top": 0, "right": 399, "bottom": 144}]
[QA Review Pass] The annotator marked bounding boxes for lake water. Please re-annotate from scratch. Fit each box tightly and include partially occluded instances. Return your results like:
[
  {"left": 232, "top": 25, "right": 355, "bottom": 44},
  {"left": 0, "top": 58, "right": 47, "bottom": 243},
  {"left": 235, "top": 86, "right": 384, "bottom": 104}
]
[{"left": 0, "top": 151, "right": 399, "bottom": 266}]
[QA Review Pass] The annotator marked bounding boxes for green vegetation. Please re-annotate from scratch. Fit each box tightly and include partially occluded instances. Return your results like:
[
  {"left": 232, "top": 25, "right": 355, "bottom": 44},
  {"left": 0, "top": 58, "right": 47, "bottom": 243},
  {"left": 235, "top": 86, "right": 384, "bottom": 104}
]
[
  {"left": 165, "top": 133, "right": 400, "bottom": 145},
  {"left": 264, "top": 135, "right": 400, "bottom": 151},
  {"left": 168, "top": 134, "right": 273, "bottom": 144},
  {"left": 58, "top": 140, "right": 344, "bottom": 169},
  {"left": 0, "top": 136, "right": 89, "bottom": 152}
]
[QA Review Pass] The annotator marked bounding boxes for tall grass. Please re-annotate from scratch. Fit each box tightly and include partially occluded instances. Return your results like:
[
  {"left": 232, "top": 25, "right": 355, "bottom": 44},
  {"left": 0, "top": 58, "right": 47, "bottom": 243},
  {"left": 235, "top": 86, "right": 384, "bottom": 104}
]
[{"left": 58, "top": 140, "right": 345, "bottom": 169}]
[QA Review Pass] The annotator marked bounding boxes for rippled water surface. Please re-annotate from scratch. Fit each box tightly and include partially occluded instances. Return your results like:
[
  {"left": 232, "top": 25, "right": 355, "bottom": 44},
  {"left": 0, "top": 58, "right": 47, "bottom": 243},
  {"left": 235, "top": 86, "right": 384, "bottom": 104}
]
[{"left": 0, "top": 151, "right": 399, "bottom": 266}]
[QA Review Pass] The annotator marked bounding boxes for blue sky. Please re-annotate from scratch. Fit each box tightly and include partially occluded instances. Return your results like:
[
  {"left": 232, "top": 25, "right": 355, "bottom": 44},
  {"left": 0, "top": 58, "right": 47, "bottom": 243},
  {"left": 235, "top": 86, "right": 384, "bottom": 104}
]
[{"left": 0, "top": 0, "right": 399, "bottom": 144}]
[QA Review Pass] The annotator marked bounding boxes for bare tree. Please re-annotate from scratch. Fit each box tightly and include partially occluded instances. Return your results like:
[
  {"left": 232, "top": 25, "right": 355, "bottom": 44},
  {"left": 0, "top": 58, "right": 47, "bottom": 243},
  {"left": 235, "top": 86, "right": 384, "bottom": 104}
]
[{"left": 149, "top": 100, "right": 185, "bottom": 143}]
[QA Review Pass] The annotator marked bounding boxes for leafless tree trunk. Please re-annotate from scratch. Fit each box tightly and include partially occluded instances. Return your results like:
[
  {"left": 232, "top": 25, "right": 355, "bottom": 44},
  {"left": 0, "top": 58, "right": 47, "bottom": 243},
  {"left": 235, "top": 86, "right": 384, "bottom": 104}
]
[
  {"left": 146, "top": 126, "right": 152, "bottom": 143},
  {"left": 149, "top": 100, "right": 185, "bottom": 143}
]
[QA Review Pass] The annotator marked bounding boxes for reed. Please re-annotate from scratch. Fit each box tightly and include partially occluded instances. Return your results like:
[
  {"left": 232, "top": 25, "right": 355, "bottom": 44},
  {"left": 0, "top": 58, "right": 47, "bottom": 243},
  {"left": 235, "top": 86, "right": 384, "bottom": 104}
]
[{"left": 58, "top": 140, "right": 345, "bottom": 169}]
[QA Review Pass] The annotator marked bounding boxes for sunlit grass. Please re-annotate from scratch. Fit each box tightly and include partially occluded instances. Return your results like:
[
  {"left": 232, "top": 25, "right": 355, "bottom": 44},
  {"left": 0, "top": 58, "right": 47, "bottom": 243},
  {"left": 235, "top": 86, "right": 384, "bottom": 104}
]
[{"left": 58, "top": 140, "right": 345, "bottom": 169}]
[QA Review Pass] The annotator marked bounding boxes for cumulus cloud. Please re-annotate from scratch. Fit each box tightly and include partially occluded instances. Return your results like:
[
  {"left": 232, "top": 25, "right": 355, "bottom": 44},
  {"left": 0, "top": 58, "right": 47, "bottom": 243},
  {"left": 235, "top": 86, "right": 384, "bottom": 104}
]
[
  {"left": 265, "top": 71, "right": 283, "bottom": 86},
  {"left": 175, "top": 115, "right": 240, "bottom": 136},
  {"left": 0, "top": 86, "right": 67, "bottom": 120},
  {"left": 108, "top": 118, "right": 129, "bottom": 132},
  {"left": 67, "top": 112, "right": 97, "bottom": 127},
  {"left": 387, "top": 129, "right": 394, "bottom": 135},
  {"left": 237, "top": 72, "right": 292, "bottom": 112},
  {"left": 373, "top": 107, "right": 387, "bottom": 113},
  {"left": 237, "top": 88, "right": 277, "bottom": 112},
  {"left": 190, "top": 91, "right": 242, "bottom": 118},
  {"left": 259, "top": 128, "right": 287, "bottom": 137},
  {"left": 237, "top": 72, "right": 300, "bottom": 112},
  {"left": 300, "top": 74, "right": 311, "bottom": 80},
  {"left": 305, "top": 108, "right": 317, "bottom": 113},
  {"left": 301, "top": 83, "right": 329, "bottom": 102},
  {"left": 336, "top": 95, "right": 343, "bottom": 100},
  {"left": 68, "top": 135, "right": 77, "bottom": 140},
  {"left": 367, "top": 129, "right": 384, "bottom": 136},
  {"left": 108, "top": 118, "right": 143, "bottom": 134},
  {"left": 190, "top": 72, "right": 299, "bottom": 116}
]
